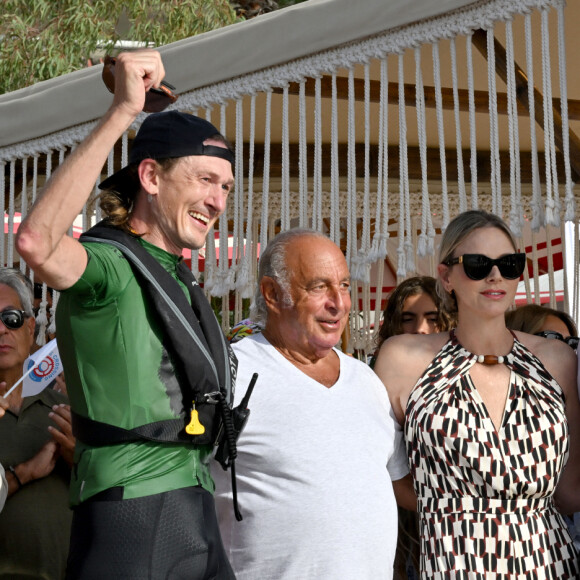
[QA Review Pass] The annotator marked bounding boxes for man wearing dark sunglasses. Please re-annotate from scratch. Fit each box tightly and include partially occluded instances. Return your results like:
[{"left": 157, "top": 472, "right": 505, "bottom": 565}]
[
  {"left": 16, "top": 50, "right": 236, "bottom": 579},
  {"left": 0, "top": 268, "right": 74, "bottom": 578}
]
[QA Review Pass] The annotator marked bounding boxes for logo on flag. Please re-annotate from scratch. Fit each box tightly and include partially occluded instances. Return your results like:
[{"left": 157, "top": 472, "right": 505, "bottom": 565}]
[{"left": 27, "top": 352, "right": 60, "bottom": 382}]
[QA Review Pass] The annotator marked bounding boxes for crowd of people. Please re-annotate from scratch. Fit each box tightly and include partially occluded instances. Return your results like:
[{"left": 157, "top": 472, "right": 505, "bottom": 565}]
[
  {"left": 1, "top": 48, "right": 579, "bottom": 579},
  {"left": 0, "top": 269, "right": 74, "bottom": 578},
  {"left": 372, "top": 275, "right": 454, "bottom": 579}
]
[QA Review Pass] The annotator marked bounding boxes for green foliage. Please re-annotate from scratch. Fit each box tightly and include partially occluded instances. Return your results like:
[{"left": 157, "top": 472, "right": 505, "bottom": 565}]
[{"left": 0, "top": 0, "right": 240, "bottom": 94}]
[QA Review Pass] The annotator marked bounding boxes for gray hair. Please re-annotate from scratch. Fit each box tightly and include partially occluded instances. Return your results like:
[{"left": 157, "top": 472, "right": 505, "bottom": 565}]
[
  {"left": 0, "top": 268, "right": 34, "bottom": 317},
  {"left": 437, "top": 210, "right": 519, "bottom": 312},
  {"left": 250, "top": 228, "right": 330, "bottom": 324}
]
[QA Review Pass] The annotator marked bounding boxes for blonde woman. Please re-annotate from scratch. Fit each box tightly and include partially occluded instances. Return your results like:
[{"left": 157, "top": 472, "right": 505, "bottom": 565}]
[{"left": 374, "top": 210, "right": 580, "bottom": 578}]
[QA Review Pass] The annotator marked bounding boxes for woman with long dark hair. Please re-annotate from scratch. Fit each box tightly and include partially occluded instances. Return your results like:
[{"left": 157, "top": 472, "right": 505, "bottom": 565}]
[{"left": 375, "top": 276, "right": 454, "bottom": 579}]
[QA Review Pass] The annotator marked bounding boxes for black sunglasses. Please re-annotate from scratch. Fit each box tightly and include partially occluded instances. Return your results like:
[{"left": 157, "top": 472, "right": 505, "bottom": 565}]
[
  {"left": 535, "top": 330, "right": 579, "bottom": 350},
  {"left": 443, "top": 253, "right": 526, "bottom": 281},
  {"left": 0, "top": 309, "right": 28, "bottom": 330},
  {"left": 102, "top": 55, "right": 179, "bottom": 113}
]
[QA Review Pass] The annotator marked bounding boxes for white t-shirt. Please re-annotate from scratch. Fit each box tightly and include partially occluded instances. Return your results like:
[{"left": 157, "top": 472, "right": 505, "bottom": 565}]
[
  {"left": 0, "top": 464, "right": 6, "bottom": 512},
  {"left": 214, "top": 334, "right": 409, "bottom": 580}
]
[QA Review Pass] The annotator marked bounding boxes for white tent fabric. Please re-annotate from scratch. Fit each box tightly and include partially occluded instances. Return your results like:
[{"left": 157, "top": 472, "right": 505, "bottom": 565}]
[
  {"left": 0, "top": 0, "right": 485, "bottom": 148},
  {"left": 0, "top": 0, "right": 577, "bottom": 353},
  {"left": 516, "top": 269, "right": 564, "bottom": 305}
]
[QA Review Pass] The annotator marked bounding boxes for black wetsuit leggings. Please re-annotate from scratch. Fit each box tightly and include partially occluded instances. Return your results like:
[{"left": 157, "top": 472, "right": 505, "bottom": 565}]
[{"left": 66, "top": 486, "right": 236, "bottom": 580}]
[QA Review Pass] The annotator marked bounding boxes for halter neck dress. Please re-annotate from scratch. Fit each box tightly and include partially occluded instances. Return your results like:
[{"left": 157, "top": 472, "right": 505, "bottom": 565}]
[{"left": 405, "top": 330, "right": 579, "bottom": 578}]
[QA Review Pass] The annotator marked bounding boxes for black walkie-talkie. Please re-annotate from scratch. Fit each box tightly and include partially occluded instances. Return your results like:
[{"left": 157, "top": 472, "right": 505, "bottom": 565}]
[
  {"left": 233, "top": 372, "right": 257, "bottom": 431},
  {"left": 215, "top": 372, "right": 258, "bottom": 521},
  {"left": 215, "top": 372, "right": 258, "bottom": 470}
]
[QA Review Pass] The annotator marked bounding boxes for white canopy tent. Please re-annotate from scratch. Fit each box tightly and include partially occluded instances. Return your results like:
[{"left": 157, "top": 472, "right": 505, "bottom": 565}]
[
  {"left": 1, "top": 0, "right": 578, "bottom": 351},
  {"left": 0, "top": 0, "right": 495, "bottom": 147}
]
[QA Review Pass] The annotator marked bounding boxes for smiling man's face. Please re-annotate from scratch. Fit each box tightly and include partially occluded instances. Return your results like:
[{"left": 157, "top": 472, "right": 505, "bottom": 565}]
[{"left": 145, "top": 143, "right": 234, "bottom": 254}]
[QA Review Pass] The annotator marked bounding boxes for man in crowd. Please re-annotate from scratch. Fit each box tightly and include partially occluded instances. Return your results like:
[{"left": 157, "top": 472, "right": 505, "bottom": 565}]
[
  {"left": 0, "top": 399, "right": 5, "bottom": 512},
  {"left": 16, "top": 50, "right": 237, "bottom": 579},
  {"left": 214, "top": 228, "right": 416, "bottom": 579},
  {"left": 0, "top": 268, "right": 73, "bottom": 578}
]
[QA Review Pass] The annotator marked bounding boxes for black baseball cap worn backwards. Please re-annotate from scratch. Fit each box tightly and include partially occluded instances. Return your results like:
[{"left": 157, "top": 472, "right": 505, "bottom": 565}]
[{"left": 99, "top": 111, "right": 235, "bottom": 195}]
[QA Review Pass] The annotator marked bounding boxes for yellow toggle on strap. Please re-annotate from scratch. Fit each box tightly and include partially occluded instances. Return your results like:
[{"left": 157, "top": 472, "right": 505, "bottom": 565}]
[{"left": 185, "top": 408, "right": 205, "bottom": 435}]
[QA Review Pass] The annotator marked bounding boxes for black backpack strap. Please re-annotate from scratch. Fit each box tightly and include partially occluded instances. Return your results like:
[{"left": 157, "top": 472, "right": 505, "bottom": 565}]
[
  {"left": 80, "top": 221, "right": 237, "bottom": 445},
  {"left": 71, "top": 411, "right": 186, "bottom": 446}
]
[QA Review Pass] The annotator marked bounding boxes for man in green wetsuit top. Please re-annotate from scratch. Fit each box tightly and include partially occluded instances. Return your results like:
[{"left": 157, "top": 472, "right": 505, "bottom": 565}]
[{"left": 16, "top": 50, "right": 237, "bottom": 580}]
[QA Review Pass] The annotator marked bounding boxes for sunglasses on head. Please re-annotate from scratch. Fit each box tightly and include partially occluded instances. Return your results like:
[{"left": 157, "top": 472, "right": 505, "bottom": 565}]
[
  {"left": 102, "top": 55, "right": 179, "bottom": 113},
  {"left": 443, "top": 253, "right": 526, "bottom": 281},
  {"left": 535, "top": 330, "right": 579, "bottom": 350},
  {"left": 0, "top": 309, "right": 28, "bottom": 330}
]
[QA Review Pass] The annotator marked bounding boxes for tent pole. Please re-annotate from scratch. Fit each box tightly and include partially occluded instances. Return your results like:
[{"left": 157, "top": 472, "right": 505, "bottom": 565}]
[{"left": 471, "top": 28, "right": 580, "bottom": 182}]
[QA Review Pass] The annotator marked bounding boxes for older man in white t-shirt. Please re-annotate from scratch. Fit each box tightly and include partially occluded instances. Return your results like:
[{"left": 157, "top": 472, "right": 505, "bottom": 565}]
[{"left": 214, "top": 229, "right": 416, "bottom": 580}]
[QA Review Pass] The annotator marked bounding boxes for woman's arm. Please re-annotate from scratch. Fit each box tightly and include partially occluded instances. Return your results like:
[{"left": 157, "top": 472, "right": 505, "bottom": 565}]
[
  {"left": 541, "top": 341, "right": 580, "bottom": 514},
  {"left": 392, "top": 473, "right": 417, "bottom": 512}
]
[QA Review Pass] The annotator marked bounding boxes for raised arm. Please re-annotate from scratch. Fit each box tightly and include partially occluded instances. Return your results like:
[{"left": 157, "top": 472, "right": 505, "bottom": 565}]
[{"left": 15, "top": 50, "right": 167, "bottom": 291}]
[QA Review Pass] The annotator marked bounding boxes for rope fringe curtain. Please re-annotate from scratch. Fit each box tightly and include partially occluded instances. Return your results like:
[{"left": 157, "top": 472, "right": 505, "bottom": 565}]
[{"left": 0, "top": 0, "right": 577, "bottom": 355}]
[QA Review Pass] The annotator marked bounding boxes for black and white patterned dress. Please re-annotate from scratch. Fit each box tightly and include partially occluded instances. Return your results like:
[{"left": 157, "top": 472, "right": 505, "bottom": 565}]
[{"left": 405, "top": 330, "right": 579, "bottom": 579}]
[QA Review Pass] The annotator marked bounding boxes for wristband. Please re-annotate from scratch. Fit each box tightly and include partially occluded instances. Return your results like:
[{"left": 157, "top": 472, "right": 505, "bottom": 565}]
[{"left": 8, "top": 465, "right": 22, "bottom": 489}]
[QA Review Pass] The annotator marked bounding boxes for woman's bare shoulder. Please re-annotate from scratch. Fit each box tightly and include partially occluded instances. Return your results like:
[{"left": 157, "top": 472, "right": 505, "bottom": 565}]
[
  {"left": 379, "top": 331, "right": 449, "bottom": 357},
  {"left": 513, "top": 330, "right": 577, "bottom": 390},
  {"left": 374, "top": 332, "right": 449, "bottom": 385},
  {"left": 374, "top": 332, "right": 450, "bottom": 422}
]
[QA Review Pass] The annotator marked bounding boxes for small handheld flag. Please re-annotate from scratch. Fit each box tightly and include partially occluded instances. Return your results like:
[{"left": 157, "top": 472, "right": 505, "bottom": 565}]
[
  {"left": 2, "top": 338, "right": 62, "bottom": 399},
  {"left": 22, "top": 338, "right": 62, "bottom": 397}
]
